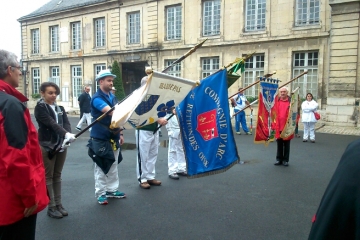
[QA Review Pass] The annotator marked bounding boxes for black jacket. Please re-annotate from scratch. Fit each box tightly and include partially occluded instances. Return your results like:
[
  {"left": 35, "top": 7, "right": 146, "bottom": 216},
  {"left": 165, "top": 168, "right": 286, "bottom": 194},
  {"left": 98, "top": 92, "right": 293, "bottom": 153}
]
[
  {"left": 308, "top": 138, "right": 360, "bottom": 240},
  {"left": 78, "top": 92, "right": 91, "bottom": 113},
  {"left": 34, "top": 100, "right": 71, "bottom": 150}
]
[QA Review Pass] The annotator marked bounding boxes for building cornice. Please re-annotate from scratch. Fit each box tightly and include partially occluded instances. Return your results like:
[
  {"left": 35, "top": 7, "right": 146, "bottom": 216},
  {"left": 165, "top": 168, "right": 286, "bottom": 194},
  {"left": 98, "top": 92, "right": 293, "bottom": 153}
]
[{"left": 22, "top": 31, "right": 330, "bottom": 63}]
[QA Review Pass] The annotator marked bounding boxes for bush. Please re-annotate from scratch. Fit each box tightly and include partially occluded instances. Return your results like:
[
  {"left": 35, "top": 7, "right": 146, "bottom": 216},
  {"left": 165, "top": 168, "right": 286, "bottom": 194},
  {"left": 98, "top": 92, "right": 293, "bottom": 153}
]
[
  {"left": 247, "top": 96, "right": 258, "bottom": 104},
  {"left": 31, "top": 93, "right": 41, "bottom": 99},
  {"left": 111, "top": 61, "right": 126, "bottom": 101}
]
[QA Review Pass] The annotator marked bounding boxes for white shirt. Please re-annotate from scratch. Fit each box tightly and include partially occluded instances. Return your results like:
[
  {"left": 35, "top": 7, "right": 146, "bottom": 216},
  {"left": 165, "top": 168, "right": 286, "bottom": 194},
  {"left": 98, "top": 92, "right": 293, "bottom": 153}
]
[
  {"left": 301, "top": 100, "right": 318, "bottom": 123},
  {"left": 165, "top": 113, "right": 180, "bottom": 138},
  {"left": 50, "top": 104, "right": 58, "bottom": 123},
  {"left": 232, "top": 94, "right": 247, "bottom": 110}
]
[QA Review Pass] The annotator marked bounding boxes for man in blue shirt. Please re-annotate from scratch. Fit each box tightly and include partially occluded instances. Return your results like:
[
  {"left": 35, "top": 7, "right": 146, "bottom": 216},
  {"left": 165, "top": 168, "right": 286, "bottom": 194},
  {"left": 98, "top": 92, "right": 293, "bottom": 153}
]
[{"left": 88, "top": 69, "right": 125, "bottom": 205}]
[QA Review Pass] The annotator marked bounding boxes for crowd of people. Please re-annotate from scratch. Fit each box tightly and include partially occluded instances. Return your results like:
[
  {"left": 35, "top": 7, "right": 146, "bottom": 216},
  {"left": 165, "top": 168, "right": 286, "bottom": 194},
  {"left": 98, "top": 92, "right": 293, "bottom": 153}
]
[
  {"left": 232, "top": 86, "right": 320, "bottom": 167},
  {"left": 1, "top": 48, "right": 356, "bottom": 239}
]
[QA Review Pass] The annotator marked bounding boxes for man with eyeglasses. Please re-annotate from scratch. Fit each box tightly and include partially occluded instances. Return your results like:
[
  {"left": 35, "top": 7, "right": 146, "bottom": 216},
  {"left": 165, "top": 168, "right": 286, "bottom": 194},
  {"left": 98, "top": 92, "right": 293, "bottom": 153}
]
[{"left": 0, "top": 49, "right": 48, "bottom": 240}]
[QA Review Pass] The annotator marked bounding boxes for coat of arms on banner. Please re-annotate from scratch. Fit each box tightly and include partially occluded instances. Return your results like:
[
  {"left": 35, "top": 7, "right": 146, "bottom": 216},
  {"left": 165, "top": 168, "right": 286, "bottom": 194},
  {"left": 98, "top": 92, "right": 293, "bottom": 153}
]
[{"left": 196, "top": 110, "right": 218, "bottom": 141}]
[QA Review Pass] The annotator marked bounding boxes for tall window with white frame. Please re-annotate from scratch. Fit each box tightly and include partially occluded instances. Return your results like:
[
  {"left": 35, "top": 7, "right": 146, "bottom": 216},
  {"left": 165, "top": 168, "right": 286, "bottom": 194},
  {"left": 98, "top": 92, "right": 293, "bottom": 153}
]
[
  {"left": 295, "top": 0, "right": 320, "bottom": 26},
  {"left": 72, "top": 66, "right": 83, "bottom": 107},
  {"left": 95, "top": 64, "right": 106, "bottom": 90},
  {"left": 71, "top": 22, "right": 81, "bottom": 50},
  {"left": 31, "top": 29, "right": 40, "bottom": 54},
  {"left": 166, "top": 5, "right": 182, "bottom": 40},
  {"left": 243, "top": 54, "right": 264, "bottom": 97},
  {"left": 95, "top": 18, "right": 106, "bottom": 47},
  {"left": 128, "top": 12, "right": 140, "bottom": 44},
  {"left": 164, "top": 60, "right": 181, "bottom": 77},
  {"left": 50, "top": 67, "right": 60, "bottom": 99},
  {"left": 201, "top": 57, "right": 219, "bottom": 79},
  {"left": 50, "top": 25, "right": 59, "bottom": 52},
  {"left": 202, "top": 0, "right": 221, "bottom": 36},
  {"left": 245, "top": 0, "right": 266, "bottom": 32},
  {"left": 293, "top": 51, "right": 318, "bottom": 99},
  {"left": 50, "top": 67, "right": 60, "bottom": 86},
  {"left": 32, "top": 68, "right": 40, "bottom": 94}
]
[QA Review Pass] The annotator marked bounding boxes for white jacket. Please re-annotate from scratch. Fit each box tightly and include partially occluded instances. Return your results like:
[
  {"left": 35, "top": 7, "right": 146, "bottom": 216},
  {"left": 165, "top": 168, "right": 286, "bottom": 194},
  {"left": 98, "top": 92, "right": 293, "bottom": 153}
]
[
  {"left": 301, "top": 100, "right": 318, "bottom": 123},
  {"left": 165, "top": 113, "right": 181, "bottom": 138}
]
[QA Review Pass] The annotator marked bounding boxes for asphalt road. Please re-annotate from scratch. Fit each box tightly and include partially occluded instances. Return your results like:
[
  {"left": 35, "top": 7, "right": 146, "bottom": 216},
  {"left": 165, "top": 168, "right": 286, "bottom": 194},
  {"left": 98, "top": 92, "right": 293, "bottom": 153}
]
[{"left": 31, "top": 116, "right": 358, "bottom": 240}]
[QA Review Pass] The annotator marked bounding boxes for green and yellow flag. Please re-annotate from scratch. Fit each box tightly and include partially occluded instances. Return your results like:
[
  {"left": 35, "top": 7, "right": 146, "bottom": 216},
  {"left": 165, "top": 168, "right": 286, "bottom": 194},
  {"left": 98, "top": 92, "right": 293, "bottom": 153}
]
[{"left": 226, "top": 53, "right": 254, "bottom": 88}]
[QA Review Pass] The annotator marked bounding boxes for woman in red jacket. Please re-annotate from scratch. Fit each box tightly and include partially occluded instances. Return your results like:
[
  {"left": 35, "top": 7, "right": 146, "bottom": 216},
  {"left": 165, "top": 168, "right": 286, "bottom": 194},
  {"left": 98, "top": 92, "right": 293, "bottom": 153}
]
[{"left": 273, "top": 87, "right": 294, "bottom": 167}]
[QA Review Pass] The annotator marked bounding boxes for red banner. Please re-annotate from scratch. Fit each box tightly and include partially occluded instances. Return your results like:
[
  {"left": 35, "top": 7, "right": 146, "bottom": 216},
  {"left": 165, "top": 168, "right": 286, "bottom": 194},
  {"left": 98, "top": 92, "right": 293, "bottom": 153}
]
[{"left": 254, "top": 81, "right": 278, "bottom": 145}]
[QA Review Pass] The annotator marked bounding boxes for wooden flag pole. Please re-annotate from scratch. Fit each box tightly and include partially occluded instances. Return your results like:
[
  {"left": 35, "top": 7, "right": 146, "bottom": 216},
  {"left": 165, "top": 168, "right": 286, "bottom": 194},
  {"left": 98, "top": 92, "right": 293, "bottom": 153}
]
[
  {"left": 232, "top": 99, "right": 258, "bottom": 117},
  {"left": 231, "top": 71, "right": 308, "bottom": 120},
  {"left": 278, "top": 71, "right": 308, "bottom": 89},
  {"left": 228, "top": 71, "right": 277, "bottom": 99}
]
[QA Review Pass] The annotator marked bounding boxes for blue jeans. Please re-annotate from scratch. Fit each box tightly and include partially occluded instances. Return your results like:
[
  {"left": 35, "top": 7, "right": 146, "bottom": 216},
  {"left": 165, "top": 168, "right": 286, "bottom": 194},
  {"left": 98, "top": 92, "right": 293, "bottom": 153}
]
[{"left": 234, "top": 109, "right": 249, "bottom": 133}]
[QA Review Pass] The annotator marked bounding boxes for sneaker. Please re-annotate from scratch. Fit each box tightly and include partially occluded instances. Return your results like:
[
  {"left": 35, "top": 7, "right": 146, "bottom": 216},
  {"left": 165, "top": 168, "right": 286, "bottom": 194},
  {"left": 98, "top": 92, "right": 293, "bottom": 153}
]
[
  {"left": 311, "top": 139, "right": 315, "bottom": 143},
  {"left": 246, "top": 132, "right": 252, "bottom": 135},
  {"left": 169, "top": 173, "right": 179, "bottom": 180},
  {"left": 106, "top": 191, "right": 126, "bottom": 198},
  {"left": 47, "top": 206, "right": 63, "bottom": 219},
  {"left": 75, "top": 127, "right": 82, "bottom": 131},
  {"left": 303, "top": 139, "right": 308, "bottom": 142},
  {"left": 236, "top": 132, "right": 241, "bottom": 135},
  {"left": 56, "top": 204, "right": 68, "bottom": 216},
  {"left": 177, "top": 171, "right": 187, "bottom": 176},
  {"left": 97, "top": 195, "right": 108, "bottom": 205}
]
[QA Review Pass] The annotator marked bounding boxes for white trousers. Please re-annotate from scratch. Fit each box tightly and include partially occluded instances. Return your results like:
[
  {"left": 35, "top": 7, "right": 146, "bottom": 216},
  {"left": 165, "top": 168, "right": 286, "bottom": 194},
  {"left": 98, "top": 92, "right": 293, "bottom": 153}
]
[
  {"left": 94, "top": 149, "right": 120, "bottom": 198},
  {"left": 76, "top": 112, "right": 92, "bottom": 129},
  {"left": 136, "top": 130, "right": 159, "bottom": 183},
  {"left": 168, "top": 133, "right": 186, "bottom": 175},
  {"left": 303, "top": 122, "right": 316, "bottom": 140}
]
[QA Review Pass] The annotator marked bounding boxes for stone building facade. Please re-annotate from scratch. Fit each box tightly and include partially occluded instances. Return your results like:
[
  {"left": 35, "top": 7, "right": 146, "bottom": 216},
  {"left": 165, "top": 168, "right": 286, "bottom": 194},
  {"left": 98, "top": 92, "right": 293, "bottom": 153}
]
[{"left": 18, "top": 0, "right": 359, "bottom": 127}]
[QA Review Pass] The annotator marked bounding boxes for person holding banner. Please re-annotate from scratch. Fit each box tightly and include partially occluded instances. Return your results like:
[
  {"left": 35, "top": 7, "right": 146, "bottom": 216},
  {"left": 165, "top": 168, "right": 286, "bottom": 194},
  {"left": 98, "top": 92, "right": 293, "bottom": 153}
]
[
  {"left": 301, "top": 93, "right": 318, "bottom": 143},
  {"left": 230, "top": 87, "right": 252, "bottom": 135},
  {"left": 165, "top": 108, "right": 187, "bottom": 180},
  {"left": 35, "top": 82, "right": 77, "bottom": 218},
  {"left": 136, "top": 68, "right": 168, "bottom": 189},
  {"left": 272, "top": 87, "right": 293, "bottom": 167},
  {"left": 88, "top": 69, "right": 126, "bottom": 205}
]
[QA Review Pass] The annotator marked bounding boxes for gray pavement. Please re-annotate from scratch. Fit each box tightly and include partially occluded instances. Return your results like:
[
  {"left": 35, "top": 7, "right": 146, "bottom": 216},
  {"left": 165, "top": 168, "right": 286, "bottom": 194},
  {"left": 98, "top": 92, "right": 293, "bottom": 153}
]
[{"left": 32, "top": 115, "right": 359, "bottom": 240}]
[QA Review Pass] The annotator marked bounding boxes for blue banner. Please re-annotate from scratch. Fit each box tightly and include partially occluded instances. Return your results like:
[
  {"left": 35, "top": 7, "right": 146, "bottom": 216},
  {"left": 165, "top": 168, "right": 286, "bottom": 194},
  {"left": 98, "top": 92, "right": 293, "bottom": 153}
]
[{"left": 177, "top": 69, "right": 240, "bottom": 178}]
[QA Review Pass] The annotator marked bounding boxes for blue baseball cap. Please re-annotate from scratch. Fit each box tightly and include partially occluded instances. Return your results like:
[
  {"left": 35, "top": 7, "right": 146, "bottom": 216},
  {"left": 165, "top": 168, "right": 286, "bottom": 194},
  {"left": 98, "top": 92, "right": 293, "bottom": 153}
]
[{"left": 96, "top": 69, "right": 116, "bottom": 82}]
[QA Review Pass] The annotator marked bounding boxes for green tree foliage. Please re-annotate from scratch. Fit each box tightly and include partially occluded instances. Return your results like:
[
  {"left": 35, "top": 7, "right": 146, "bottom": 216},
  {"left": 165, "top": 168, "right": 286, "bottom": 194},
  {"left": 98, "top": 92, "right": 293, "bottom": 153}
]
[{"left": 111, "top": 60, "right": 126, "bottom": 101}]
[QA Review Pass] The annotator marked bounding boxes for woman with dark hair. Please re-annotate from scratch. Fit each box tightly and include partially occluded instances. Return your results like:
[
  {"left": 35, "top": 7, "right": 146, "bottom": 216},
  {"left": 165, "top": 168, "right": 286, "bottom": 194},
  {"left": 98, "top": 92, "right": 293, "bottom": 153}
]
[
  {"left": 34, "top": 82, "right": 76, "bottom": 219},
  {"left": 301, "top": 92, "right": 318, "bottom": 143}
]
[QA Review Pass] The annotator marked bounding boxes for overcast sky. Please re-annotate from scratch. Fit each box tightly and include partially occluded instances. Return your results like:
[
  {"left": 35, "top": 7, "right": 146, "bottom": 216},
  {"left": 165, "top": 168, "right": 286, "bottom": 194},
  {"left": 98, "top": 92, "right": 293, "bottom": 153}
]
[{"left": 0, "top": 0, "right": 50, "bottom": 61}]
